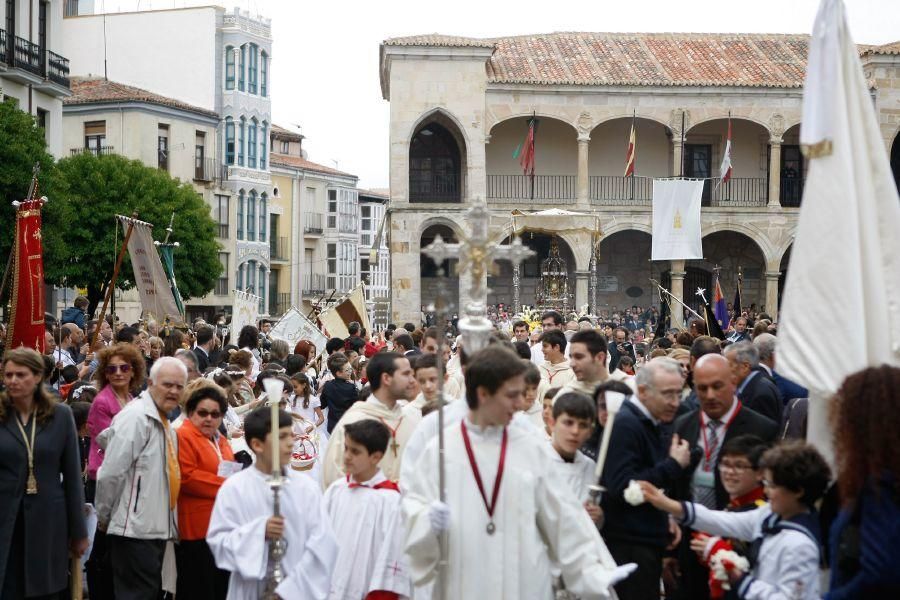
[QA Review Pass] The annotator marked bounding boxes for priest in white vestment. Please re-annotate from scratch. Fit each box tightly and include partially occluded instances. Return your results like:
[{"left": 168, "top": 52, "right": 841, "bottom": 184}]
[
  {"left": 322, "top": 353, "right": 419, "bottom": 487},
  {"left": 403, "top": 347, "right": 635, "bottom": 600}
]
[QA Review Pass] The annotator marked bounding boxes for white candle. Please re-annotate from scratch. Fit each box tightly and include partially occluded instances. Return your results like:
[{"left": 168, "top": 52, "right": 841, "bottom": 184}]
[
  {"left": 594, "top": 391, "right": 627, "bottom": 480},
  {"left": 263, "top": 378, "right": 286, "bottom": 476}
]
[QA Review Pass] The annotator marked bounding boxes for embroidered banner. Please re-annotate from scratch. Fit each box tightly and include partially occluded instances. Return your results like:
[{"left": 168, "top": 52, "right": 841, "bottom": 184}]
[
  {"left": 651, "top": 179, "right": 704, "bottom": 261},
  {"left": 119, "top": 215, "right": 183, "bottom": 324},
  {"left": 6, "top": 198, "right": 47, "bottom": 352}
]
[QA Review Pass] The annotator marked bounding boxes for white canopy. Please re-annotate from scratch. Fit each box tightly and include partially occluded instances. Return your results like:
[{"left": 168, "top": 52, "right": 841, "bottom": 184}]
[{"left": 507, "top": 208, "right": 601, "bottom": 238}]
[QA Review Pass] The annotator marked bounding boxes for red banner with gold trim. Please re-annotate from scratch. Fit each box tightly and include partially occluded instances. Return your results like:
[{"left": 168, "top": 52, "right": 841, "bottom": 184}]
[{"left": 6, "top": 198, "right": 46, "bottom": 353}]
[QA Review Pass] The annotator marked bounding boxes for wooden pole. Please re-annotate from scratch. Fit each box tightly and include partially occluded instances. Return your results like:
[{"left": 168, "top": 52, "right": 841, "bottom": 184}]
[{"left": 92, "top": 212, "right": 138, "bottom": 349}]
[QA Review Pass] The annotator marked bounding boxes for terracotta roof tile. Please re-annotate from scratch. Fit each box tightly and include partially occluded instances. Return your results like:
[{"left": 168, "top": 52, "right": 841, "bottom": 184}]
[
  {"left": 269, "top": 153, "right": 355, "bottom": 178},
  {"left": 64, "top": 77, "right": 218, "bottom": 118},
  {"left": 387, "top": 32, "right": 899, "bottom": 88}
]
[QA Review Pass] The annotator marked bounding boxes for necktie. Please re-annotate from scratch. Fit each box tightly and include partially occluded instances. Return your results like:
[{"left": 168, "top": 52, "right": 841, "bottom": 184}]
[
  {"left": 694, "top": 419, "right": 723, "bottom": 509},
  {"left": 707, "top": 419, "right": 723, "bottom": 467}
]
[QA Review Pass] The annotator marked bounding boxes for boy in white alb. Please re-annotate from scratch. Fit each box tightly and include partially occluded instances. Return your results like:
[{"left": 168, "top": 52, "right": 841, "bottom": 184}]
[
  {"left": 548, "top": 392, "right": 603, "bottom": 523},
  {"left": 207, "top": 407, "right": 338, "bottom": 600},
  {"left": 401, "top": 353, "right": 440, "bottom": 420},
  {"left": 324, "top": 419, "right": 410, "bottom": 600}
]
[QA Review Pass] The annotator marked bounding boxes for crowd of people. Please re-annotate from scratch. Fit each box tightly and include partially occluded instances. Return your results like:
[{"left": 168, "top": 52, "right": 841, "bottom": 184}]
[{"left": 1, "top": 297, "right": 898, "bottom": 599}]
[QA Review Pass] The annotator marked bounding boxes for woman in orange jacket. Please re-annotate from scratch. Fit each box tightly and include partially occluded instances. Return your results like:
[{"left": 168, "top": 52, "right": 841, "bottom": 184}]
[{"left": 175, "top": 383, "right": 237, "bottom": 600}]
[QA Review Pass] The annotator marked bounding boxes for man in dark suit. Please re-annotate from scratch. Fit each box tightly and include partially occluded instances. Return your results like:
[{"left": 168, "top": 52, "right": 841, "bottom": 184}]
[
  {"left": 724, "top": 341, "right": 782, "bottom": 423},
  {"left": 392, "top": 332, "right": 421, "bottom": 358},
  {"left": 192, "top": 325, "right": 214, "bottom": 374},
  {"left": 670, "top": 353, "right": 779, "bottom": 600}
]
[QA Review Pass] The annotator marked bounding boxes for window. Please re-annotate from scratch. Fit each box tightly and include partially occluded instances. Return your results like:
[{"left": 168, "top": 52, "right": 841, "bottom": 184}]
[
  {"left": 326, "top": 243, "right": 337, "bottom": 289},
  {"left": 225, "top": 46, "right": 235, "bottom": 89},
  {"left": 248, "top": 44, "right": 258, "bottom": 94},
  {"left": 247, "top": 191, "right": 257, "bottom": 241},
  {"left": 259, "top": 193, "right": 267, "bottom": 243},
  {"left": 409, "top": 123, "right": 462, "bottom": 203},
  {"left": 215, "top": 194, "right": 230, "bottom": 238},
  {"left": 158, "top": 124, "right": 169, "bottom": 171},
  {"left": 194, "top": 131, "right": 206, "bottom": 179},
  {"left": 38, "top": 1, "right": 47, "bottom": 54},
  {"left": 360, "top": 257, "right": 370, "bottom": 284},
  {"left": 259, "top": 122, "right": 267, "bottom": 169},
  {"left": 248, "top": 119, "right": 258, "bottom": 168},
  {"left": 238, "top": 117, "right": 246, "bottom": 166},
  {"left": 258, "top": 265, "right": 266, "bottom": 311},
  {"left": 361, "top": 206, "right": 372, "bottom": 231},
  {"left": 281, "top": 140, "right": 289, "bottom": 154},
  {"left": 236, "top": 263, "right": 244, "bottom": 291},
  {"left": 247, "top": 260, "right": 256, "bottom": 293},
  {"left": 327, "top": 189, "right": 337, "bottom": 229},
  {"left": 225, "top": 118, "right": 235, "bottom": 165},
  {"left": 684, "top": 144, "right": 712, "bottom": 204},
  {"left": 239, "top": 45, "right": 246, "bottom": 91},
  {"left": 36, "top": 109, "right": 48, "bottom": 131},
  {"left": 216, "top": 253, "right": 229, "bottom": 295},
  {"left": 260, "top": 51, "right": 268, "bottom": 97},
  {"left": 237, "top": 190, "right": 245, "bottom": 240},
  {"left": 84, "top": 120, "right": 106, "bottom": 153}
]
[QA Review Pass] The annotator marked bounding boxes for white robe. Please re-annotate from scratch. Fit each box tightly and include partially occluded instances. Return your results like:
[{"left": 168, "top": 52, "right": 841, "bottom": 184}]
[
  {"left": 323, "top": 470, "right": 411, "bottom": 600},
  {"left": 207, "top": 466, "right": 338, "bottom": 600},
  {"left": 549, "top": 448, "right": 597, "bottom": 503},
  {"left": 403, "top": 419, "right": 621, "bottom": 600}
]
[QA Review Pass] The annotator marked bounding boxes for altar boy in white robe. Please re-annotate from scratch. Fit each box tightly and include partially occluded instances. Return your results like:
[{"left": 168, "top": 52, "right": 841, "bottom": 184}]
[
  {"left": 207, "top": 407, "right": 338, "bottom": 600},
  {"left": 403, "top": 347, "right": 637, "bottom": 600},
  {"left": 324, "top": 419, "right": 411, "bottom": 600}
]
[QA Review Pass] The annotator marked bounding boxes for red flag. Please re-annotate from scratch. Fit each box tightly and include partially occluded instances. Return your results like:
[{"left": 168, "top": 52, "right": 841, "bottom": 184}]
[
  {"left": 518, "top": 119, "right": 536, "bottom": 176},
  {"left": 624, "top": 119, "right": 636, "bottom": 177},
  {"left": 6, "top": 197, "right": 47, "bottom": 353}
]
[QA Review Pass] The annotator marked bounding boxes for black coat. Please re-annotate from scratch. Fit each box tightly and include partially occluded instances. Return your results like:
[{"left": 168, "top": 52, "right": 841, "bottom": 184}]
[
  {"left": 193, "top": 346, "right": 210, "bottom": 373},
  {"left": 0, "top": 402, "right": 87, "bottom": 596},
  {"left": 737, "top": 371, "right": 783, "bottom": 423},
  {"left": 672, "top": 402, "right": 779, "bottom": 509}
]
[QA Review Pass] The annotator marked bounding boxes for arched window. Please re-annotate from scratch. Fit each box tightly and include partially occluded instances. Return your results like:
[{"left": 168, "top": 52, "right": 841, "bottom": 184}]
[
  {"left": 259, "top": 193, "right": 267, "bottom": 243},
  {"left": 248, "top": 43, "right": 258, "bottom": 94},
  {"left": 258, "top": 265, "right": 266, "bottom": 312},
  {"left": 248, "top": 118, "right": 258, "bottom": 168},
  {"left": 247, "top": 260, "right": 256, "bottom": 293},
  {"left": 409, "top": 122, "right": 462, "bottom": 202},
  {"left": 247, "top": 190, "right": 257, "bottom": 241},
  {"left": 259, "top": 121, "right": 268, "bottom": 169},
  {"left": 238, "top": 117, "right": 246, "bottom": 166},
  {"left": 238, "top": 44, "right": 246, "bottom": 91},
  {"left": 237, "top": 189, "right": 245, "bottom": 239},
  {"left": 237, "top": 262, "right": 244, "bottom": 291},
  {"left": 260, "top": 51, "right": 268, "bottom": 97},
  {"left": 225, "top": 46, "right": 235, "bottom": 90},
  {"left": 224, "top": 117, "right": 235, "bottom": 165}
]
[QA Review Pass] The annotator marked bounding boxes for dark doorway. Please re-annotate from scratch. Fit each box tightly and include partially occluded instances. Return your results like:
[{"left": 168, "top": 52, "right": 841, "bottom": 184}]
[
  {"left": 684, "top": 144, "right": 712, "bottom": 204},
  {"left": 780, "top": 145, "right": 804, "bottom": 207},
  {"left": 409, "top": 123, "right": 462, "bottom": 203},
  {"left": 661, "top": 267, "right": 711, "bottom": 314}
]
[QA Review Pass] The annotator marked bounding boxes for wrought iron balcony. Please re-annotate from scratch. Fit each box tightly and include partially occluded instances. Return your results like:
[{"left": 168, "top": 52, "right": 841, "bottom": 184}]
[
  {"left": 707, "top": 177, "right": 768, "bottom": 207},
  {"left": 487, "top": 174, "right": 576, "bottom": 204},
  {"left": 272, "top": 292, "right": 291, "bottom": 316},
  {"left": 0, "top": 29, "right": 7, "bottom": 64},
  {"left": 590, "top": 175, "right": 653, "bottom": 206},
  {"left": 47, "top": 51, "right": 70, "bottom": 87},
  {"left": 70, "top": 146, "right": 116, "bottom": 157},
  {"left": 304, "top": 212, "right": 324, "bottom": 234},
  {"left": 302, "top": 273, "right": 328, "bottom": 297},
  {"left": 13, "top": 36, "right": 42, "bottom": 77},
  {"left": 270, "top": 236, "right": 288, "bottom": 261}
]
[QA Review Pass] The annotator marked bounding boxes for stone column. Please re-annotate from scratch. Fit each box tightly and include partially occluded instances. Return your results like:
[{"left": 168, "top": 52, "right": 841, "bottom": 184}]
[
  {"left": 574, "top": 271, "right": 590, "bottom": 313},
  {"left": 672, "top": 138, "right": 683, "bottom": 177},
  {"left": 390, "top": 219, "right": 421, "bottom": 325},
  {"left": 768, "top": 138, "right": 782, "bottom": 207},
  {"left": 577, "top": 134, "right": 590, "bottom": 206},
  {"left": 669, "top": 259, "right": 686, "bottom": 329},
  {"left": 765, "top": 271, "right": 781, "bottom": 320}
]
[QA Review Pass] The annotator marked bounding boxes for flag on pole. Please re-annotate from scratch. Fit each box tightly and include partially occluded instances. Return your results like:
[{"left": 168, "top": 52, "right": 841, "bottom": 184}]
[
  {"left": 6, "top": 194, "right": 47, "bottom": 352},
  {"left": 778, "top": 0, "right": 900, "bottom": 462},
  {"left": 654, "top": 288, "right": 670, "bottom": 340},
  {"left": 518, "top": 118, "right": 536, "bottom": 176},
  {"left": 318, "top": 283, "right": 371, "bottom": 339},
  {"left": 713, "top": 272, "right": 730, "bottom": 331},
  {"left": 719, "top": 116, "right": 733, "bottom": 184},
  {"left": 118, "top": 215, "right": 183, "bottom": 325},
  {"left": 732, "top": 270, "right": 743, "bottom": 320},
  {"left": 624, "top": 117, "right": 636, "bottom": 177},
  {"left": 697, "top": 289, "right": 727, "bottom": 341}
]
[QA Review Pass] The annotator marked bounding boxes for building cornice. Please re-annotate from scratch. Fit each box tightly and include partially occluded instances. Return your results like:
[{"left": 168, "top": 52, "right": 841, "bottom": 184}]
[
  {"left": 62, "top": 101, "right": 220, "bottom": 126},
  {"left": 380, "top": 44, "right": 494, "bottom": 100}
]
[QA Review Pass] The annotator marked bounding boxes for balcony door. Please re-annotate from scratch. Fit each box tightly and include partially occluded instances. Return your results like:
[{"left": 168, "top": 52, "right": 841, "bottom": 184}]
[
  {"left": 780, "top": 145, "right": 804, "bottom": 207},
  {"left": 684, "top": 144, "right": 712, "bottom": 205},
  {"left": 6, "top": 0, "right": 15, "bottom": 58}
]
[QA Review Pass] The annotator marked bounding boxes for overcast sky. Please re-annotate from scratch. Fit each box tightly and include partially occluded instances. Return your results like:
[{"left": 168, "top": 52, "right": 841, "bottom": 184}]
[{"left": 105, "top": 0, "right": 898, "bottom": 188}]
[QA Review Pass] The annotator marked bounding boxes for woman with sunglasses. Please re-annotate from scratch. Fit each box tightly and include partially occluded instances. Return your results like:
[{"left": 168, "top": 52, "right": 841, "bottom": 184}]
[
  {"left": 175, "top": 383, "right": 235, "bottom": 600},
  {"left": 84, "top": 342, "right": 146, "bottom": 598}
]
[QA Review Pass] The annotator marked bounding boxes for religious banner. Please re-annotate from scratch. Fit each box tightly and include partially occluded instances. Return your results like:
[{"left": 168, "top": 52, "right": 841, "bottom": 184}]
[
  {"left": 318, "top": 283, "right": 370, "bottom": 339},
  {"left": 651, "top": 179, "right": 703, "bottom": 261},
  {"left": 231, "top": 289, "right": 260, "bottom": 338},
  {"left": 118, "top": 215, "right": 183, "bottom": 324},
  {"left": 270, "top": 307, "right": 328, "bottom": 356},
  {"left": 6, "top": 196, "right": 47, "bottom": 352}
]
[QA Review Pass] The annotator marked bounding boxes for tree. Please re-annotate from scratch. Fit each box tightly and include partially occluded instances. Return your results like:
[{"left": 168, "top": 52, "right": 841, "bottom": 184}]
[
  {"left": 0, "top": 101, "right": 69, "bottom": 301},
  {"left": 50, "top": 152, "right": 222, "bottom": 316}
]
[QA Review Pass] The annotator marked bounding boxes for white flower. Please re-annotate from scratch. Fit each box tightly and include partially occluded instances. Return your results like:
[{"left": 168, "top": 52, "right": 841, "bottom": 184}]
[
  {"left": 709, "top": 549, "right": 750, "bottom": 589},
  {"left": 623, "top": 480, "right": 645, "bottom": 506}
]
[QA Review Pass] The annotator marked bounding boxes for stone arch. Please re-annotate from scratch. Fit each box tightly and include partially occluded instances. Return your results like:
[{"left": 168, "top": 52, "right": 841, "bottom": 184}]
[
  {"left": 407, "top": 107, "right": 471, "bottom": 150},
  {"left": 602, "top": 221, "right": 653, "bottom": 237},
  {"left": 420, "top": 222, "right": 462, "bottom": 315},
  {"left": 686, "top": 114, "right": 772, "bottom": 137},
  {"left": 700, "top": 229, "right": 768, "bottom": 311},
  {"left": 891, "top": 128, "right": 900, "bottom": 195},
  {"left": 486, "top": 110, "right": 578, "bottom": 136},
  {"left": 590, "top": 116, "right": 672, "bottom": 181},
  {"left": 590, "top": 113, "right": 672, "bottom": 134},
  {"left": 595, "top": 229, "right": 665, "bottom": 313},
  {"left": 408, "top": 109, "right": 470, "bottom": 203},
  {"left": 701, "top": 222, "right": 777, "bottom": 267}
]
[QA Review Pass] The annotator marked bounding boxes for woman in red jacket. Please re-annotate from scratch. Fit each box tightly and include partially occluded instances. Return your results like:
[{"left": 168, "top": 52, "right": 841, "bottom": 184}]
[{"left": 175, "top": 383, "right": 237, "bottom": 600}]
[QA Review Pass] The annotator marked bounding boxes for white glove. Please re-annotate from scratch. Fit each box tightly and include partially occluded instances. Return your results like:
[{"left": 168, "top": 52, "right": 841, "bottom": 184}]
[
  {"left": 608, "top": 563, "right": 638, "bottom": 587},
  {"left": 428, "top": 500, "right": 450, "bottom": 533}
]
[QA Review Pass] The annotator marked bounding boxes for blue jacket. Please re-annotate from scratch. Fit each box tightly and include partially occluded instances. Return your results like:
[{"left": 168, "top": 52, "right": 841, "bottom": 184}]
[
  {"left": 60, "top": 306, "right": 85, "bottom": 330},
  {"left": 773, "top": 370, "right": 808, "bottom": 404},
  {"left": 826, "top": 478, "right": 900, "bottom": 599},
  {"left": 601, "top": 399, "right": 686, "bottom": 548}
]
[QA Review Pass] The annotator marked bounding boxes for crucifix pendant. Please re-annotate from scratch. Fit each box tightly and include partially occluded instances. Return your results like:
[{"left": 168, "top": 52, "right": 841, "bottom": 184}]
[
  {"left": 26, "top": 471, "right": 38, "bottom": 495},
  {"left": 486, "top": 521, "right": 496, "bottom": 535},
  {"left": 390, "top": 438, "right": 399, "bottom": 457}
]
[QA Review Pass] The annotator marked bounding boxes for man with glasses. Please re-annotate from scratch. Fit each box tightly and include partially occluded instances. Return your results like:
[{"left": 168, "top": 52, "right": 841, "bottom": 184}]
[
  {"left": 668, "top": 353, "right": 778, "bottom": 599},
  {"left": 530, "top": 310, "right": 565, "bottom": 365}
]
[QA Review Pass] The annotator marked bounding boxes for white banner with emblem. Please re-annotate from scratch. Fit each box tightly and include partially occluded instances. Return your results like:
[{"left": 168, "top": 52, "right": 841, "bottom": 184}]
[
  {"left": 651, "top": 179, "right": 704, "bottom": 261},
  {"left": 118, "top": 215, "right": 183, "bottom": 324},
  {"left": 230, "top": 290, "right": 260, "bottom": 338},
  {"left": 270, "top": 307, "right": 328, "bottom": 355}
]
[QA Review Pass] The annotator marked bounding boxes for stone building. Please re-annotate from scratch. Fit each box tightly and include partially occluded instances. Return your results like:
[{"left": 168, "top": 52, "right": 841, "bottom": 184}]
[{"left": 379, "top": 32, "right": 900, "bottom": 326}]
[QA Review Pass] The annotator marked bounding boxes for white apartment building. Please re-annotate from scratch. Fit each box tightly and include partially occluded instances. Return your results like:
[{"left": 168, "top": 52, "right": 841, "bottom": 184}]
[
  {"left": 358, "top": 189, "right": 389, "bottom": 328},
  {"left": 1, "top": 0, "right": 73, "bottom": 156},
  {"left": 61, "top": 4, "right": 274, "bottom": 318}
]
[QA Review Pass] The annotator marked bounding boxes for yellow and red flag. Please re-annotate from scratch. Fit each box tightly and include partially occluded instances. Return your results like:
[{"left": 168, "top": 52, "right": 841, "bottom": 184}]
[{"left": 624, "top": 117, "right": 636, "bottom": 177}]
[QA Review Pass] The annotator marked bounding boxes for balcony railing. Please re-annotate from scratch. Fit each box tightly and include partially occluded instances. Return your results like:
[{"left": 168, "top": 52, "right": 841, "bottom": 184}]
[
  {"left": 780, "top": 176, "right": 804, "bottom": 207},
  {"left": 590, "top": 176, "right": 653, "bottom": 205},
  {"left": 409, "top": 177, "right": 460, "bottom": 203},
  {"left": 707, "top": 177, "right": 767, "bottom": 207},
  {"left": 270, "top": 236, "right": 288, "bottom": 261},
  {"left": 304, "top": 212, "right": 324, "bottom": 234},
  {"left": 13, "top": 36, "right": 42, "bottom": 77},
  {"left": 0, "top": 29, "right": 7, "bottom": 64},
  {"left": 302, "top": 273, "right": 328, "bottom": 297},
  {"left": 47, "top": 51, "right": 70, "bottom": 87},
  {"left": 70, "top": 146, "right": 116, "bottom": 156},
  {"left": 487, "top": 175, "right": 576, "bottom": 203},
  {"left": 215, "top": 277, "right": 229, "bottom": 296},
  {"left": 272, "top": 292, "right": 291, "bottom": 316}
]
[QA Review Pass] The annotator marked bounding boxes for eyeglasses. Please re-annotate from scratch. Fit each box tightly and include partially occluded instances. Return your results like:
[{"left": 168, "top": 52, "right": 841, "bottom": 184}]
[
  {"left": 718, "top": 462, "right": 754, "bottom": 473},
  {"left": 195, "top": 409, "right": 222, "bottom": 419},
  {"left": 105, "top": 364, "right": 133, "bottom": 374}
]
